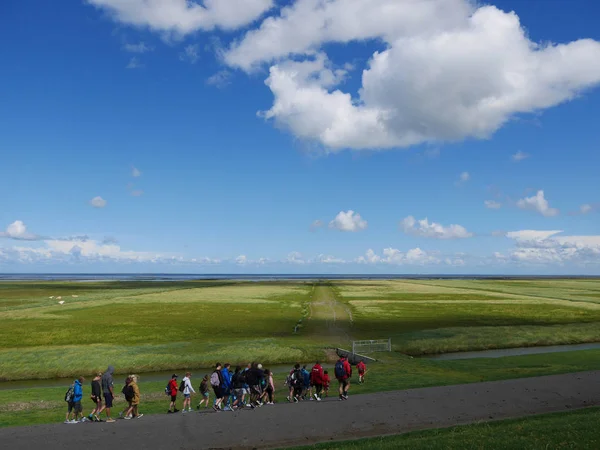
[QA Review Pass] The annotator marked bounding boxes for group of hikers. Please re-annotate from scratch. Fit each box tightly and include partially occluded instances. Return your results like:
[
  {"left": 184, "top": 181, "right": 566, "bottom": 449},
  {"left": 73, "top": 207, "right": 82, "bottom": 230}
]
[{"left": 64, "top": 356, "right": 367, "bottom": 423}]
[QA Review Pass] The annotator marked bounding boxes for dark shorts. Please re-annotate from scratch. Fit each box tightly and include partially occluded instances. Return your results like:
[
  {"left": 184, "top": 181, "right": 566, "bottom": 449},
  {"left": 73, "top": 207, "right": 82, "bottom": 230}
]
[
  {"left": 68, "top": 401, "right": 82, "bottom": 413},
  {"left": 213, "top": 386, "right": 223, "bottom": 399},
  {"left": 170, "top": 395, "right": 177, "bottom": 402},
  {"left": 104, "top": 392, "right": 113, "bottom": 408},
  {"left": 67, "top": 401, "right": 74, "bottom": 413},
  {"left": 338, "top": 379, "right": 349, "bottom": 389},
  {"left": 91, "top": 395, "right": 101, "bottom": 405}
]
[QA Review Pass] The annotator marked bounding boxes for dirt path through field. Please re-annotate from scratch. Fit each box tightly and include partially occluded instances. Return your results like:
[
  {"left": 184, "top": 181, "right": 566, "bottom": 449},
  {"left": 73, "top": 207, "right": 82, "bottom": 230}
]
[
  {"left": 1, "top": 371, "right": 598, "bottom": 449},
  {"left": 307, "top": 284, "right": 353, "bottom": 342}
]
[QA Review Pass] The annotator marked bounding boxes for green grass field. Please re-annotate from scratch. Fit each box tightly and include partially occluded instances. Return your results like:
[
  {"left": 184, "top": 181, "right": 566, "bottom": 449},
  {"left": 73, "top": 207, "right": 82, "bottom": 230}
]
[
  {"left": 291, "top": 407, "right": 600, "bottom": 450},
  {"left": 1, "top": 279, "right": 600, "bottom": 380},
  {"left": 1, "top": 278, "right": 600, "bottom": 432}
]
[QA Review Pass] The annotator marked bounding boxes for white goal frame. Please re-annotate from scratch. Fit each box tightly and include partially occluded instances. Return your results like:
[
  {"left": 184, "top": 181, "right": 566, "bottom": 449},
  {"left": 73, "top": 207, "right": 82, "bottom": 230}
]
[{"left": 352, "top": 339, "right": 391, "bottom": 354}]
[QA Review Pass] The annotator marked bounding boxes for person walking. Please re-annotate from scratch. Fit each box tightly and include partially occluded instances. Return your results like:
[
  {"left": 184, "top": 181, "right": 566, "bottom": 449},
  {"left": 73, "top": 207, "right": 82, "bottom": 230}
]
[
  {"left": 196, "top": 375, "right": 210, "bottom": 410},
  {"left": 128, "top": 375, "right": 143, "bottom": 419},
  {"left": 99, "top": 366, "right": 116, "bottom": 422},
  {"left": 88, "top": 372, "right": 103, "bottom": 422},
  {"left": 323, "top": 370, "right": 331, "bottom": 397},
  {"left": 210, "top": 363, "right": 224, "bottom": 411},
  {"left": 357, "top": 360, "right": 366, "bottom": 384},
  {"left": 119, "top": 376, "right": 134, "bottom": 419},
  {"left": 301, "top": 365, "right": 311, "bottom": 400},
  {"left": 231, "top": 367, "right": 246, "bottom": 409},
  {"left": 264, "top": 369, "right": 275, "bottom": 405},
  {"left": 335, "top": 356, "right": 352, "bottom": 400},
  {"left": 167, "top": 374, "right": 179, "bottom": 413},
  {"left": 311, "top": 361, "right": 324, "bottom": 401},
  {"left": 182, "top": 372, "right": 195, "bottom": 413},
  {"left": 220, "top": 364, "right": 233, "bottom": 411}
]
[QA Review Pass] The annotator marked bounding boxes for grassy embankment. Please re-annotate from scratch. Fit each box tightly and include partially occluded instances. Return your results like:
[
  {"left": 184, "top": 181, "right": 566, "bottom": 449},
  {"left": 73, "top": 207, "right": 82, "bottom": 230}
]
[
  {"left": 291, "top": 407, "right": 600, "bottom": 450},
  {"left": 2, "top": 349, "right": 600, "bottom": 427}
]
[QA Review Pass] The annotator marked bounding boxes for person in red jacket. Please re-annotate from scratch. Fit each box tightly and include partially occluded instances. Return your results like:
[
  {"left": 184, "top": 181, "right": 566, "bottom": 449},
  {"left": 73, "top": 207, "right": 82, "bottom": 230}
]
[
  {"left": 167, "top": 374, "right": 179, "bottom": 413},
  {"left": 335, "top": 356, "right": 353, "bottom": 400},
  {"left": 357, "top": 360, "right": 366, "bottom": 384},
  {"left": 310, "top": 361, "right": 324, "bottom": 401},
  {"left": 322, "top": 371, "right": 330, "bottom": 397}
]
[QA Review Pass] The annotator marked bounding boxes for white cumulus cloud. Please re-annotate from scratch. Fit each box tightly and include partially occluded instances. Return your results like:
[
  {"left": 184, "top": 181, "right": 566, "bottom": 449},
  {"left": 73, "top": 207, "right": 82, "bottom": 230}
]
[
  {"left": 87, "top": 0, "right": 274, "bottom": 36},
  {"left": 400, "top": 216, "right": 473, "bottom": 239},
  {"left": 357, "top": 247, "right": 440, "bottom": 266},
  {"left": 505, "top": 230, "right": 600, "bottom": 265},
  {"left": 329, "top": 210, "right": 368, "bottom": 232},
  {"left": 90, "top": 196, "right": 107, "bottom": 208},
  {"left": 224, "top": 0, "right": 600, "bottom": 151},
  {"left": 516, "top": 190, "right": 559, "bottom": 217}
]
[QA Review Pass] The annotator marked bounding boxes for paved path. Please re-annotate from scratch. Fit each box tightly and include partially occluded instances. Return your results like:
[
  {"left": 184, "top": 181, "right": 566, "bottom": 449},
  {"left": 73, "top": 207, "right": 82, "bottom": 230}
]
[{"left": 2, "top": 371, "right": 599, "bottom": 450}]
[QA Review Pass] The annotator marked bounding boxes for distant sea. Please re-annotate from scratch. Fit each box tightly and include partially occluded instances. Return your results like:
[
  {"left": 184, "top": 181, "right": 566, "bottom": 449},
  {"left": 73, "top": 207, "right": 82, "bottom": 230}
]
[{"left": 0, "top": 273, "right": 596, "bottom": 281}]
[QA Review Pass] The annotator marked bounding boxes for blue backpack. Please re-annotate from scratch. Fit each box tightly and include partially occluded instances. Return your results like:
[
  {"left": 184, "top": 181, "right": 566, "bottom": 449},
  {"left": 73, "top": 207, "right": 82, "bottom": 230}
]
[{"left": 334, "top": 360, "right": 346, "bottom": 379}]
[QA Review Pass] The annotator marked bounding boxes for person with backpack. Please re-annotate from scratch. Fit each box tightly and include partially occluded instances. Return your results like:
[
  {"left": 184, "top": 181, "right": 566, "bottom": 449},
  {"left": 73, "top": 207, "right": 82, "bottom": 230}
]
[
  {"left": 231, "top": 367, "right": 246, "bottom": 409},
  {"left": 311, "top": 361, "right": 324, "bottom": 401},
  {"left": 220, "top": 364, "right": 233, "bottom": 411},
  {"left": 196, "top": 375, "right": 210, "bottom": 410},
  {"left": 357, "top": 360, "right": 367, "bottom": 384},
  {"left": 64, "top": 377, "right": 84, "bottom": 423},
  {"left": 285, "top": 362, "right": 299, "bottom": 403},
  {"left": 181, "top": 372, "right": 195, "bottom": 413},
  {"left": 119, "top": 376, "right": 134, "bottom": 419},
  {"left": 88, "top": 372, "right": 103, "bottom": 422},
  {"left": 335, "top": 356, "right": 352, "bottom": 400},
  {"left": 288, "top": 363, "right": 303, "bottom": 403},
  {"left": 98, "top": 365, "right": 115, "bottom": 422},
  {"left": 166, "top": 374, "right": 179, "bottom": 414},
  {"left": 128, "top": 375, "right": 142, "bottom": 419},
  {"left": 210, "top": 363, "right": 224, "bottom": 411}
]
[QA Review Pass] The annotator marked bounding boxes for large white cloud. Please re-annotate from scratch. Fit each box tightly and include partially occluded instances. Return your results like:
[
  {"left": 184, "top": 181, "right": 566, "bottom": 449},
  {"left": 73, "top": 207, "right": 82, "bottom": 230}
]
[
  {"left": 400, "top": 216, "right": 473, "bottom": 239},
  {"left": 516, "top": 190, "right": 559, "bottom": 217},
  {"left": 227, "top": 0, "right": 600, "bottom": 151},
  {"left": 329, "top": 210, "right": 368, "bottom": 232},
  {"left": 87, "top": 0, "right": 274, "bottom": 35},
  {"left": 0, "top": 221, "right": 40, "bottom": 241},
  {"left": 356, "top": 247, "right": 440, "bottom": 266},
  {"left": 504, "top": 230, "right": 600, "bottom": 265}
]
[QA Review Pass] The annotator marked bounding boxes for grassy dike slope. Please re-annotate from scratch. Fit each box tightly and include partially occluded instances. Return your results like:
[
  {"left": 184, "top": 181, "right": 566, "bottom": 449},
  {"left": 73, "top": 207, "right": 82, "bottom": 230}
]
[{"left": 291, "top": 407, "right": 600, "bottom": 450}]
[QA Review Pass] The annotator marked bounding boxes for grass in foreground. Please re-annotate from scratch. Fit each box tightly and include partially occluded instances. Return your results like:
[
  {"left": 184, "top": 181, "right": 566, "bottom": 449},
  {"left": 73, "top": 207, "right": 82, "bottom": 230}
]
[
  {"left": 291, "top": 407, "right": 600, "bottom": 450},
  {"left": 1, "top": 349, "right": 600, "bottom": 428}
]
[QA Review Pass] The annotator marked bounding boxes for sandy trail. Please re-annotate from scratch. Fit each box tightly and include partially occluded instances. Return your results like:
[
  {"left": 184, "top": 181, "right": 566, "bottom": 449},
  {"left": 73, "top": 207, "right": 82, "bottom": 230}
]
[{"left": 1, "top": 371, "right": 598, "bottom": 449}]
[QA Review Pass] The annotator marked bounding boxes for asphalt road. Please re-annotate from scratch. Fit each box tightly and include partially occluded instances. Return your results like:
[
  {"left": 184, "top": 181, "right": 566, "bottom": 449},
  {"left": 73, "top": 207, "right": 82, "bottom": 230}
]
[{"left": 2, "top": 371, "right": 599, "bottom": 449}]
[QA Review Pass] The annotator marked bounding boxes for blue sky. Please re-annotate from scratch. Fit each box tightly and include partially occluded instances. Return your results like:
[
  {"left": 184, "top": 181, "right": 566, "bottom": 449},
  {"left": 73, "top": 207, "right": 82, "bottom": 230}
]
[{"left": 1, "top": 0, "right": 599, "bottom": 274}]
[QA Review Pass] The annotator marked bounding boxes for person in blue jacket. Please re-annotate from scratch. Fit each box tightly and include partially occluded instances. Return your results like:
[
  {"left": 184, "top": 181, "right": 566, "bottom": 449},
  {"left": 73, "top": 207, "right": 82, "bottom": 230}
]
[
  {"left": 220, "top": 363, "right": 233, "bottom": 411},
  {"left": 301, "top": 365, "right": 311, "bottom": 400},
  {"left": 72, "top": 377, "right": 85, "bottom": 422}
]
